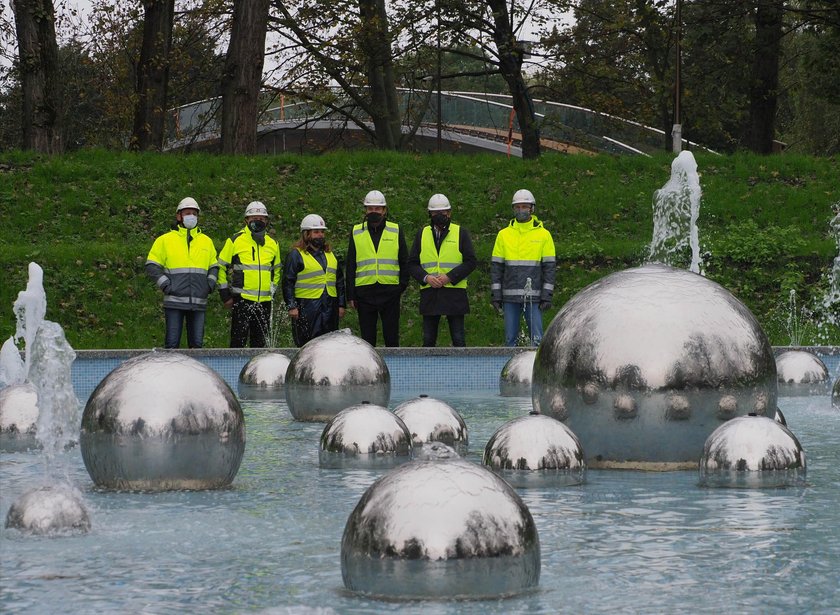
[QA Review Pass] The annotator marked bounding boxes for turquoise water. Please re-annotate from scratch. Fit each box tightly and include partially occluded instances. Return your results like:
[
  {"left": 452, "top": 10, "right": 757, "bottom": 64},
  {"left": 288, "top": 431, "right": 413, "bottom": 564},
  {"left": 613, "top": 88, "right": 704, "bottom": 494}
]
[{"left": 1, "top": 392, "right": 838, "bottom": 614}]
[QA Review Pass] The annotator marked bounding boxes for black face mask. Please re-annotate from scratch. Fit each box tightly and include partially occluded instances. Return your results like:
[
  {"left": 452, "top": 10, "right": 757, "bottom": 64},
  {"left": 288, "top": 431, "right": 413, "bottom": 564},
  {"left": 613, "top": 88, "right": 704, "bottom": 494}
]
[
  {"left": 431, "top": 213, "right": 450, "bottom": 227},
  {"left": 248, "top": 220, "right": 267, "bottom": 233},
  {"left": 366, "top": 213, "right": 383, "bottom": 225},
  {"left": 310, "top": 237, "right": 325, "bottom": 250}
]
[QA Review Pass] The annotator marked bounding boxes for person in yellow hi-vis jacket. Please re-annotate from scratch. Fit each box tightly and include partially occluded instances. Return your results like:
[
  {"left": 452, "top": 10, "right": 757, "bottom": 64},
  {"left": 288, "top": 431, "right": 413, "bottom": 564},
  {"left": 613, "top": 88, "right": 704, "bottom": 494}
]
[
  {"left": 217, "top": 201, "right": 281, "bottom": 348},
  {"left": 407, "top": 194, "right": 477, "bottom": 347},
  {"left": 282, "top": 214, "right": 346, "bottom": 347},
  {"left": 145, "top": 197, "right": 218, "bottom": 349},
  {"left": 490, "top": 189, "right": 556, "bottom": 346},
  {"left": 345, "top": 190, "right": 409, "bottom": 347}
]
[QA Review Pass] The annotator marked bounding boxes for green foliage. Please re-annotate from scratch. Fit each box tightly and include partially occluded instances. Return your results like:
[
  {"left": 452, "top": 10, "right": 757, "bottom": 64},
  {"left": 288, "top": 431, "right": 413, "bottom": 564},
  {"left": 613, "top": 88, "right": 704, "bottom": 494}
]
[{"left": 0, "top": 149, "right": 838, "bottom": 348}]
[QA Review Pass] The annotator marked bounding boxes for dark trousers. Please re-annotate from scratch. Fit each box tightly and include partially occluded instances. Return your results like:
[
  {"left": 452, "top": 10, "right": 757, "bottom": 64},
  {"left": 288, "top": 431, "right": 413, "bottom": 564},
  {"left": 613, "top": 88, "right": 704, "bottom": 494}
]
[
  {"left": 230, "top": 299, "right": 272, "bottom": 348},
  {"left": 422, "top": 315, "right": 466, "bottom": 347},
  {"left": 356, "top": 293, "right": 401, "bottom": 347},
  {"left": 164, "top": 308, "right": 205, "bottom": 349}
]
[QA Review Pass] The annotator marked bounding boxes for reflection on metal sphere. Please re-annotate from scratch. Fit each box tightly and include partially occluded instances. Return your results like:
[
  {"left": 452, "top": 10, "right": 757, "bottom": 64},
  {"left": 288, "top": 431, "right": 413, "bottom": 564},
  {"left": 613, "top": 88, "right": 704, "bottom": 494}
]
[
  {"left": 0, "top": 382, "right": 40, "bottom": 453},
  {"left": 532, "top": 264, "right": 777, "bottom": 469},
  {"left": 286, "top": 330, "right": 390, "bottom": 421},
  {"left": 774, "top": 407, "right": 787, "bottom": 426},
  {"left": 79, "top": 352, "right": 245, "bottom": 491},
  {"left": 483, "top": 413, "right": 585, "bottom": 487},
  {"left": 5, "top": 484, "right": 90, "bottom": 535},
  {"left": 499, "top": 351, "right": 536, "bottom": 397},
  {"left": 833, "top": 377, "right": 840, "bottom": 410},
  {"left": 392, "top": 395, "right": 468, "bottom": 453},
  {"left": 237, "top": 352, "right": 291, "bottom": 400},
  {"left": 699, "top": 414, "right": 806, "bottom": 488},
  {"left": 341, "top": 458, "right": 540, "bottom": 599},
  {"left": 775, "top": 351, "right": 830, "bottom": 396},
  {"left": 415, "top": 441, "right": 460, "bottom": 461},
  {"left": 319, "top": 403, "right": 411, "bottom": 469}
]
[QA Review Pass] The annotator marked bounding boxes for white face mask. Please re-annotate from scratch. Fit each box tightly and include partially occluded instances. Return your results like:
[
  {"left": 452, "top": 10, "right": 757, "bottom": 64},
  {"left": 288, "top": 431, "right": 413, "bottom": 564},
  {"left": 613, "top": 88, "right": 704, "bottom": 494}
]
[{"left": 182, "top": 214, "right": 198, "bottom": 229}]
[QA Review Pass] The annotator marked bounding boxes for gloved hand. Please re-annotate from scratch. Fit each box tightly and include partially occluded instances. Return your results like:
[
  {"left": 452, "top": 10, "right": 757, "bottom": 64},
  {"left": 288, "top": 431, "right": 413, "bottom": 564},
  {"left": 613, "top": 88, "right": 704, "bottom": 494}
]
[
  {"left": 539, "top": 301, "right": 551, "bottom": 311},
  {"left": 491, "top": 300, "right": 502, "bottom": 312}
]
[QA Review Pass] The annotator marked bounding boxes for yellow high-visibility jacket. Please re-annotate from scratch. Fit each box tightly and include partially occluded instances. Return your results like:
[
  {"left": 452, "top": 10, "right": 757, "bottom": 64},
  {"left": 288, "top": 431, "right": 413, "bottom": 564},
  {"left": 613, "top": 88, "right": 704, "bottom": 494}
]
[
  {"left": 294, "top": 248, "right": 338, "bottom": 299},
  {"left": 145, "top": 226, "right": 218, "bottom": 310},
  {"left": 419, "top": 223, "right": 467, "bottom": 289},
  {"left": 217, "top": 227, "right": 281, "bottom": 302},
  {"left": 352, "top": 220, "right": 400, "bottom": 286},
  {"left": 490, "top": 216, "right": 556, "bottom": 303}
]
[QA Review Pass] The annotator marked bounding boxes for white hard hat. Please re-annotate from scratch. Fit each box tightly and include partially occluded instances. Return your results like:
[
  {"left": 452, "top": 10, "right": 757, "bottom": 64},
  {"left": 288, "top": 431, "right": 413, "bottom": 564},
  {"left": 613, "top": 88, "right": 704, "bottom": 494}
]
[
  {"left": 512, "top": 189, "right": 536, "bottom": 207},
  {"left": 363, "top": 190, "right": 387, "bottom": 208},
  {"left": 176, "top": 197, "right": 200, "bottom": 213},
  {"left": 244, "top": 201, "right": 269, "bottom": 217},
  {"left": 300, "top": 213, "right": 327, "bottom": 231},
  {"left": 427, "top": 194, "right": 451, "bottom": 211}
]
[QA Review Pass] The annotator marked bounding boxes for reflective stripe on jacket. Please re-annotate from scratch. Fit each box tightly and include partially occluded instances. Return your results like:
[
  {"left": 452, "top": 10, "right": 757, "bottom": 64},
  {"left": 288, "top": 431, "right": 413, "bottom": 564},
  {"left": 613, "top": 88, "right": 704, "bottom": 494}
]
[
  {"left": 145, "top": 226, "right": 219, "bottom": 310},
  {"left": 420, "top": 223, "right": 467, "bottom": 289},
  {"left": 352, "top": 220, "right": 400, "bottom": 286},
  {"left": 217, "top": 227, "right": 281, "bottom": 302},
  {"left": 294, "top": 248, "right": 338, "bottom": 299},
  {"left": 490, "top": 216, "right": 556, "bottom": 302}
]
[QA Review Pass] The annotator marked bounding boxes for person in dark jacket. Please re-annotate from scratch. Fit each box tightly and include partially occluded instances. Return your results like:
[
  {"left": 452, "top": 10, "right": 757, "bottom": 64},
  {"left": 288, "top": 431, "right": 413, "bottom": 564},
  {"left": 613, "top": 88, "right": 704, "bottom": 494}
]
[
  {"left": 282, "top": 214, "right": 346, "bottom": 347},
  {"left": 345, "top": 190, "right": 409, "bottom": 347},
  {"left": 408, "top": 194, "right": 477, "bottom": 347}
]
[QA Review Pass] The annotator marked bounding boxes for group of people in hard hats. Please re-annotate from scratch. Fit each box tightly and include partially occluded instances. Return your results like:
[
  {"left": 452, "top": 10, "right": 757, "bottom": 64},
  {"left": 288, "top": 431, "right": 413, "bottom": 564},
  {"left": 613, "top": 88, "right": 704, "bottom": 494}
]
[{"left": 145, "top": 188, "right": 555, "bottom": 350}]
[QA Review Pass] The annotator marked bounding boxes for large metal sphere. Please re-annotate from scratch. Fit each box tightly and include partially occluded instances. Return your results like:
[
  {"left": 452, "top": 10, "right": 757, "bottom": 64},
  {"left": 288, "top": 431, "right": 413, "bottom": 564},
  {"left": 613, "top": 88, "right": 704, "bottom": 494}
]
[
  {"left": 532, "top": 264, "right": 777, "bottom": 469},
  {"left": 80, "top": 352, "right": 245, "bottom": 491},
  {"left": 5, "top": 484, "right": 90, "bottom": 535},
  {"left": 699, "top": 414, "right": 806, "bottom": 488},
  {"left": 237, "top": 352, "right": 291, "bottom": 400},
  {"left": 833, "top": 377, "right": 840, "bottom": 410},
  {"left": 483, "top": 413, "right": 585, "bottom": 487},
  {"left": 0, "top": 382, "right": 40, "bottom": 453},
  {"left": 499, "top": 350, "right": 537, "bottom": 397},
  {"left": 775, "top": 350, "right": 829, "bottom": 396},
  {"left": 319, "top": 402, "right": 411, "bottom": 468},
  {"left": 392, "top": 395, "right": 468, "bottom": 453},
  {"left": 285, "top": 330, "right": 390, "bottom": 421},
  {"left": 341, "top": 458, "right": 540, "bottom": 599}
]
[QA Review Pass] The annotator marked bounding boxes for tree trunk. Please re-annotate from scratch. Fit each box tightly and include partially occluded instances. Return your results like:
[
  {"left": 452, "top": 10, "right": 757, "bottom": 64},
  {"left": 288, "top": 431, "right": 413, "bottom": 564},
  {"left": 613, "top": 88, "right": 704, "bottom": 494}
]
[
  {"left": 12, "top": 0, "right": 62, "bottom": 153},
  {"left": 221, "top": 0, "right": 270, "bottom": 154},
  {"left": 358, "top": 0, "right": 402, "bottom": 149},
  {"left": 746, "top": 0, "right": 783, "bottom": 153},
  {"left": 486, "top": 0, "right": 540, "bottom": 159},
  {"left": 131, "top": 0, "right": 175, "bottom": 151}
]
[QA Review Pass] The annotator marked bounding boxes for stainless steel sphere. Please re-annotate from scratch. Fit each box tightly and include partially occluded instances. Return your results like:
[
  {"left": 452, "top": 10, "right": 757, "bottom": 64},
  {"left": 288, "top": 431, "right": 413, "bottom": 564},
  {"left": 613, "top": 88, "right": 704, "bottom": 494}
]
[
  {"left": 483, "top": 413, "right": 585, "bottom": 487},
  {"left": 237, "top": 352, "right": 291, "bottom": 400},
  {"left": 0, "top": 382, "right": 40, "bottom": 453},
  {"left": 699, "top": 414, "right": 806, "bottom": 488},
  {"left": 319, "top": 402, "right": 412, "bottom": 469},
  {"left": 80, "top": 352, "right": 245, "bottom": 491},
  {"left": 341, "top": 458, "right": 540, "bottom": 599},
  {"left": 532, "top": 264, "right": 778, "bottom": 469},
  {"left": 775, "top": 351, "right": 829, "bottom": 396},
  {"left": 5, "top": 484, "right": 90, "bottom": 535},
  {"left": 285, "top": 330, "right": 390, "bottom": 421},
  {"left": 392, "top": 395, "right": 468, "bottom": 453},
  {"left": 415, "top": 441, "right": 460, "bottom": 461},
  {"left": 500, "top": 350, "right": 537, "bottom": 397}
]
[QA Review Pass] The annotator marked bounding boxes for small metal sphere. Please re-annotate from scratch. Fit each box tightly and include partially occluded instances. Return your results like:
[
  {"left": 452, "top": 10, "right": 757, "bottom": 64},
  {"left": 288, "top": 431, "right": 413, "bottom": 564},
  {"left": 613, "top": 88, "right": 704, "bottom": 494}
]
[
  {"left": 499, "top": 351, "right": 536, "bottom": 397},
  {"left": 5, "top": 484, "right": 90, "bottom": 535},
  {"left": 532, "top": 264, "right": 777, "bottom": 469},
  {"left": 415, "top": 441, "right": 460, "bottom": 461},
  {"left": 483, "top": 413, "right": 585, "bottom": 487},
  {"left": 775, "top": 351, "right": 830, "bottom": 396},
  {"left": 79, "top": 352, "right": 245, "bottom": 491},
  {"left": 286, "top": 330, "right": 390, "bottom": 421},
  {"left": 699, "top": 414, "right": 806, "bottom": 488},
  {"left": 0, "top": 382, "right": 40, "bottom": 453},
  {"left": 341, "top": 458, "right": 540, "bottom": 599},
  {"left": 237, "top": 352, "right": 291, "bottom": 400},
  {"left": 319, "top": 402, "right": 412, "bottom": 469},
  {"left": 833, "top": 377, "right": 840, "bottom": 410},
  {"left": 392, "top": 395, "right": 468, "bottom": 453}
]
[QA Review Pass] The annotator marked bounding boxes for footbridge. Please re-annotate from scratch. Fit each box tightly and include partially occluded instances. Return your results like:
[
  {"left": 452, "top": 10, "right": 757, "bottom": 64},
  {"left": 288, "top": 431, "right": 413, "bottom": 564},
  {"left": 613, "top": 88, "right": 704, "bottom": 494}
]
[{"left": 165, "top": 89, "right": 708, "bottom": 157}]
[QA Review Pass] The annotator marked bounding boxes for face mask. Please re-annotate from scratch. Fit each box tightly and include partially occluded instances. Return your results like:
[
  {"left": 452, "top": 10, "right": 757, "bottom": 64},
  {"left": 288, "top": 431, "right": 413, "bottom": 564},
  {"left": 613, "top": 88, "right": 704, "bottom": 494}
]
[
  {"left": 514, "top": 210, "right": 531, "bottom": 223},
  {"left": 366, "top": 212, "right": 383, "bottom": 225},
  {"left": 248, "top": 220, "right": 266, "bottom": 233},
  {"left": 310, "top": 237, "right": 325, "bottom": 250},
  {"left": 182, "top": 214, "right": 198, "bottom": 229},
  {"left": 431, "top": 213, "right": 449, "bottom": 227}
]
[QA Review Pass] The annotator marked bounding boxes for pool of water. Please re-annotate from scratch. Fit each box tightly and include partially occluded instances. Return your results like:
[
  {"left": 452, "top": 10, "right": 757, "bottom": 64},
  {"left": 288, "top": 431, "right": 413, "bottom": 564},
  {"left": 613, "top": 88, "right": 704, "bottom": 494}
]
[{"left": 2, "top": 391, "right": 838, "bottom": 614}]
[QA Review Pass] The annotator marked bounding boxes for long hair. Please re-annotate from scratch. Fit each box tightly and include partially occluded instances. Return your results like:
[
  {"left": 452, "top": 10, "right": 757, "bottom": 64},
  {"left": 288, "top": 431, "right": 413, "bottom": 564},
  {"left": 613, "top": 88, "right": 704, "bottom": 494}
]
[{"left": 293, "top": 231, "right": 332, "bottom": 252}]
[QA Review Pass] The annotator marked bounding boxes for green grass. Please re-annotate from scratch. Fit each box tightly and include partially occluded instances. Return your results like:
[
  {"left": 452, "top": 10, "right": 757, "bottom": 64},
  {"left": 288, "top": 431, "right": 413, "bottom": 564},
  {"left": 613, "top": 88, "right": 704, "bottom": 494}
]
[{"left": 0, "top": 149, "right": 837, "bottom": 349}]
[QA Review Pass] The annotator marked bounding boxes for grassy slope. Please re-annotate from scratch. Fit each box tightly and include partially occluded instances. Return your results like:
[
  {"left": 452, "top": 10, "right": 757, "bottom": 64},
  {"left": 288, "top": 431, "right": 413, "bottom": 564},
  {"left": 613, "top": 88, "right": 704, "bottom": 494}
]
[{"left": 0, "top": 149, "right": 837, "bottom": 349}]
